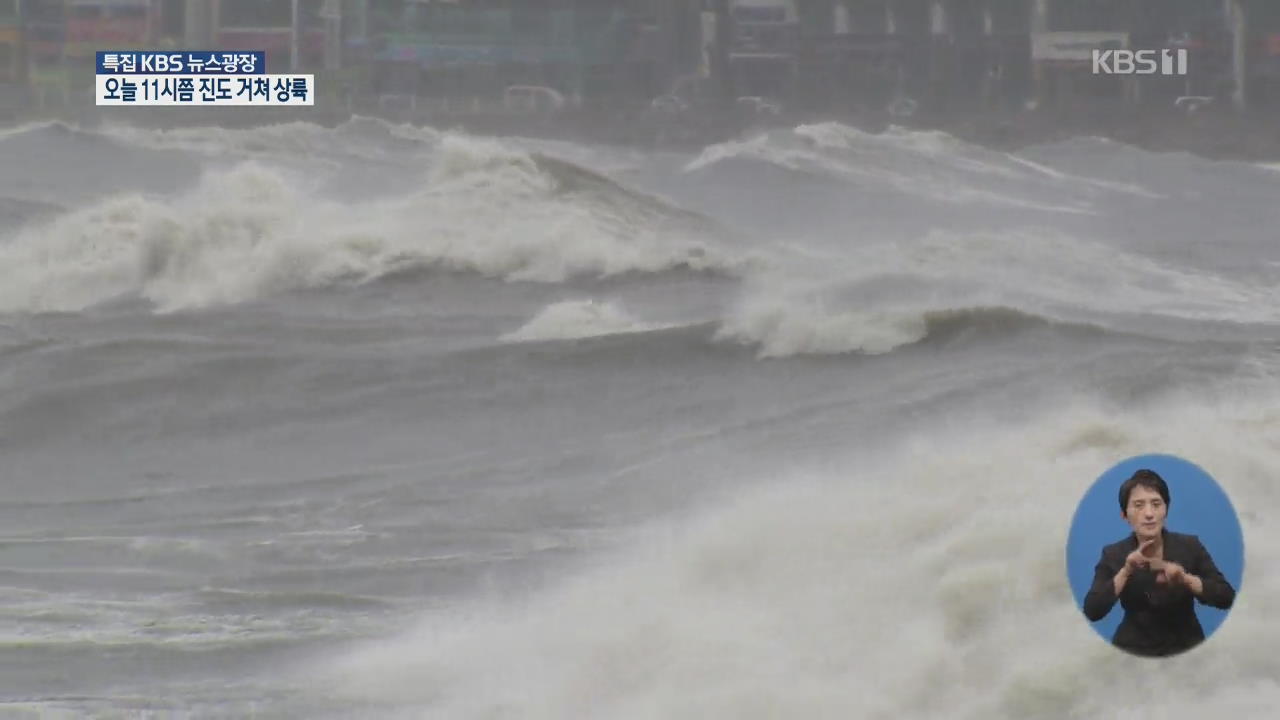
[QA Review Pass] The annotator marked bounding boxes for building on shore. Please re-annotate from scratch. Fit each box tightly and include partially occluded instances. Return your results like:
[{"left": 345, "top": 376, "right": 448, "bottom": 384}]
[
  {"left": 1029, "top": 0, "right": 1236, "bottom": 113},
  {"left": 787, "top": 0, "right": 1033, "bottom": 115},
  {"left": 4, "top": 0, "right": 1278, "bottom": 116},
  {"left": 0, "top": 0, "right": 23, "bottom": 85},
  {"left": 786, "top": 0, "right": 1253, "bottom": 117},
  {"left": 1027, "top": 0, "right": 1280, "bottom": 112},
  {"left": 362, "top": 1, "right": 704, "bottom": 105},
  {"left": 213, "top": 0, "right": 327, "bottom": 71},
  {"left": 63, "top": 0, "right": 168, "bottom": 57},
  {"left": 1245, "top": 0, "right": 1280, "bottom": 108},
  {"left": 723, "top": 0, "right": 800, "bottom": 99},
  {"left": 14, "top": 0, "right": 184, "bottom": 106}
]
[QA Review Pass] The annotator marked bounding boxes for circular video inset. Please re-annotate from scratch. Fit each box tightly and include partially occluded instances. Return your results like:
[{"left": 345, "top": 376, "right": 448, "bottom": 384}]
[{"left": 1066, "top": 454, "right": 1244, "bottom": 657}]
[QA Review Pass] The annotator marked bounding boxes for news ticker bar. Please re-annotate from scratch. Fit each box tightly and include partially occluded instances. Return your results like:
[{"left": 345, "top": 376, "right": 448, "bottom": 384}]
[
  {"left": 95, "top": 75, "right": 315, "bottom": 106},
  {"left": 94, "top": 50, "right": 313, "bottom": 107}
]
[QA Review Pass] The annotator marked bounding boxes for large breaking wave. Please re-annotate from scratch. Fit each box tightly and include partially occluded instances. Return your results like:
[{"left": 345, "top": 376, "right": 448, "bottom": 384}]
[{"left": 0, "top": 134, "right": 738, "bottom": 313}]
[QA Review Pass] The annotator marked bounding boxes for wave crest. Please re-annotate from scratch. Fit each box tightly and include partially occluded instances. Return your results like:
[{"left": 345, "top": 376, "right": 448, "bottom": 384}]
[
  {"left": 684, "top": 123, "right": 1143, "bottom": 213},
  {"left": 716, "top": 295, "right": 931, "bottom": 358},
  {"left": 0, "top": 141, "right": 738, "bottom": 313},
  {"left": 501, "top": 299, "right": 673, "bottom": 343}
]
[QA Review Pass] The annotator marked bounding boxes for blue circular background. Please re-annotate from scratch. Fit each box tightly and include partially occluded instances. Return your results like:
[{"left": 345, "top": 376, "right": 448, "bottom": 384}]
[{"left": 1066, "top": 454, "right": 1245, "bottom": 646}]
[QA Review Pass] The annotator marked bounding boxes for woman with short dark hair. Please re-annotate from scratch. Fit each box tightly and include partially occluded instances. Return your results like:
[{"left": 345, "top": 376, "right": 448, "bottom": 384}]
[{"left": 1082, "top": 469, "right": 1236, "bottom": 657}]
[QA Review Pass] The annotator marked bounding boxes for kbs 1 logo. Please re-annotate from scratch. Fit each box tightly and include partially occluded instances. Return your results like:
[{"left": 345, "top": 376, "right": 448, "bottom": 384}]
[{"left": 1092, "top": 48, "right": 1189, "bottom": 76}]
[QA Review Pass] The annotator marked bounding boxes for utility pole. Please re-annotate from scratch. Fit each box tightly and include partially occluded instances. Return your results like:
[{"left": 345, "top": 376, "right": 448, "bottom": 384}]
[
  {"left": 1227, "top": 0, "right": 1247, "bottom": 112},
  {"left": 1031, "top": 0, "right": 1049, "bottom": 109},
  {"left": 656, "top": 0, "right": 677, "bottom": 94},
  {"left": 321, "top": 0, "right": 342, "bottom": 71},
  {"left": 290, "top": 0, "right": 301, "bottom": 72},
  {"left": 15, "top": 0, "right": 28, "bottom": 87},
  {"left": 184, "top": 0, "right": 212, "bottom": 48},
  {"left": 930, "top": 0, "right": 949, "bottom": 114},
  {"left": 713, "top": 0, "right": 734, "bottom": 104},
  {"left": 983, "top": 0, "right": 997, "bottom": 109}
]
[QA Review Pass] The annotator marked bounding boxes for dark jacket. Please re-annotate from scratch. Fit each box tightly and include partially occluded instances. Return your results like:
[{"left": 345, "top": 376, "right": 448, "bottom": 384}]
[{"left": 1083, "top": 529, "right": 1235, "bottom": 657}]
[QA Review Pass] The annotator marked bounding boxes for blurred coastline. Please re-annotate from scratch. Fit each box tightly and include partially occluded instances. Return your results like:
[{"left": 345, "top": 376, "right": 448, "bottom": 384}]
[
  {"left": 2, "top": 0, "right": 1279, "bottom": 162},
  {"left": 3, "top": 85, "right": 1278, "bottom": 164}
]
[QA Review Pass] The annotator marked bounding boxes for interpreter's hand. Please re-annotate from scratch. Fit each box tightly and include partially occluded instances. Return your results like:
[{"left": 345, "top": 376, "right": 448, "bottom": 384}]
[
  {"left": 1156, "top": 561, "right": 1187, "bottom": 586},
  {"left": 1124, "top": 538, "right": 1157, "bottom": 572}
]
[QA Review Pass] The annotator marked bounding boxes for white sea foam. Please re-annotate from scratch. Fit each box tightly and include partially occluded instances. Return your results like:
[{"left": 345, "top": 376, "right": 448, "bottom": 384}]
[
  {"left": 870, "top": 227, "right": 1276, "bottom": 324},
  {"left": 0, "top": 139, "right": 734, "bottom": 313},
  {"left": 97, "top": 116, "right": 443, "bottom": 162},
  {"left": 714, "top": 291, "right": 929, "bottom": 358},
  {"left": 686, "top": 124, "right": 1098, "bottom": 214},
  {"left": 502, "top": 300, "right": 673, "bottom": 343},
  {"left": 319, "top": 391, "right": 1279, "bottom": 719},
  {"left": 708, "top": 223, "right": 1278, "bottom": 358}
]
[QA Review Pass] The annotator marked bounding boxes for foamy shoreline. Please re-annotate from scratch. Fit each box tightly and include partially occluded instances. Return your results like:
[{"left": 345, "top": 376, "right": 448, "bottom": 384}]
[{"left": 3, "top": 86, "right": 1280, "bottom": 165}]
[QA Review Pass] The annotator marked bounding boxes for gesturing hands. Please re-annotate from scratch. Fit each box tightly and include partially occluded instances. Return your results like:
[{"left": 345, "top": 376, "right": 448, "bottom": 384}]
[
  {"left": 1110, "top": 537, "right": 1204, "bottom": 600},
  {"left": 1121, "top": 539, "right": 1193, "bottom": 588},
  {"left": 1153, "top": 560, "right": 1188, "bottom": 587},
  {"left": 1124, "top": 538, "right": 1158, "bottom": 572}
]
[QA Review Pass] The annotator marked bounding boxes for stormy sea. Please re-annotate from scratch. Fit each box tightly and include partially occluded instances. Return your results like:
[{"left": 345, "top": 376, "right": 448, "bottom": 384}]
[{"left": 0, "top": 117, "right": 1277, "bottom": 718}]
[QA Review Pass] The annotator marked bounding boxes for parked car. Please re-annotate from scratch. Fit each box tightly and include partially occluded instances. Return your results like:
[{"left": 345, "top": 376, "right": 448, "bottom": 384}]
[
  {"left": 503, "top": 86, "right": 566, "bottom": 114},
  {"left": 649, "top": 94, "right": 691, "bottom": 115},
  {"left": 736, "top": 95, "right": 783, "bottom": 117}
]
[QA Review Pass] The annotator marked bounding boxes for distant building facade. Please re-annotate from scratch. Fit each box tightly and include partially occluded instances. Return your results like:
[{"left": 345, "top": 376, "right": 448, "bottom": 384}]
[
  {"left": 3, "top": 0, "right": 1277, "bottom": 112},
  {"left": 0, "top": 0, "right": 21, "bottom": 84},
  {"left": 361, "top": 0, "right": 703, "bottom": 102}
]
